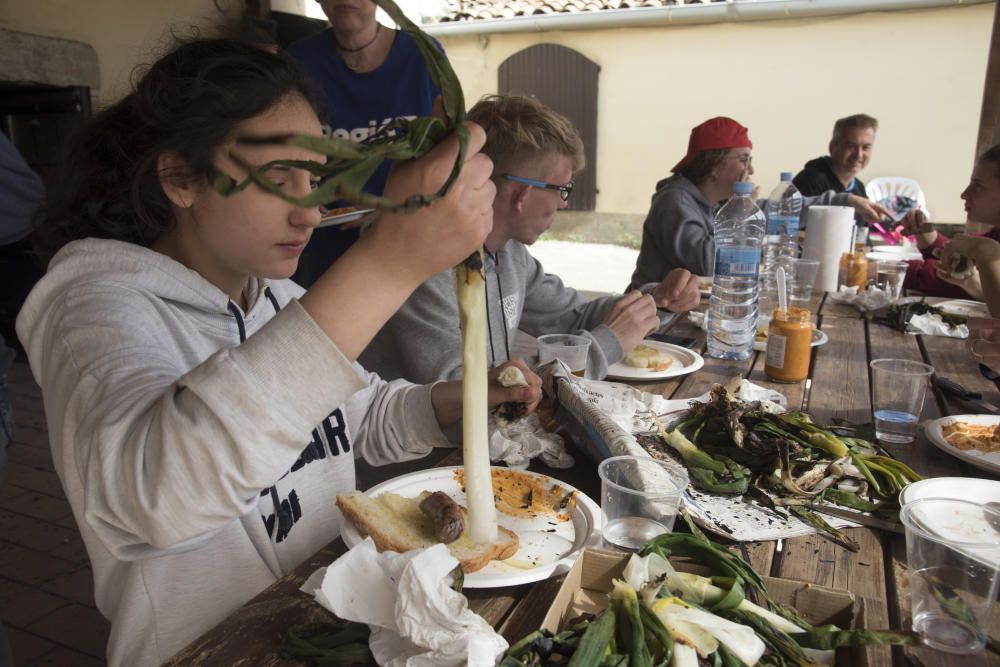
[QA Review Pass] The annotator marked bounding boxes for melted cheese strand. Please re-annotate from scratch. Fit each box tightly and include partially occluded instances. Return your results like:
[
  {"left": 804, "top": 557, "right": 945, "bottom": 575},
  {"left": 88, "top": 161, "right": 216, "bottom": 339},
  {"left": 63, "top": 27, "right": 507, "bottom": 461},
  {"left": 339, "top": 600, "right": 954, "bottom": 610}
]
[{"left": 455, "top": 253, "right": 498, "bottom": 544}]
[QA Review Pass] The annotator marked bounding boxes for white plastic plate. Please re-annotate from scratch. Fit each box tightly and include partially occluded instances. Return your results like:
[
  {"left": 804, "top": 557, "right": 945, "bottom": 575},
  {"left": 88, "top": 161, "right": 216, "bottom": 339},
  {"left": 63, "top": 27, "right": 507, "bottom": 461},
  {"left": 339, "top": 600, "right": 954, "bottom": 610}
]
[{"left": 901, "top": 475, "right": 1000, "bottom": 506}]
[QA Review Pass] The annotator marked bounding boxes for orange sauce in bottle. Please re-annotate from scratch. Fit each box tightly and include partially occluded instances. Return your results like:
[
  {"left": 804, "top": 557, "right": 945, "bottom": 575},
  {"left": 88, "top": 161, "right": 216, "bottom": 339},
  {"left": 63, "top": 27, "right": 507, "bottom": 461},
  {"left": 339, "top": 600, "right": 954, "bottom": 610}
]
[
  {"left": 764, "top": 307, "right": 814, "bottom": 383},
  {"left": 838, "top": 251, "right": 868, "bottom": 289}
]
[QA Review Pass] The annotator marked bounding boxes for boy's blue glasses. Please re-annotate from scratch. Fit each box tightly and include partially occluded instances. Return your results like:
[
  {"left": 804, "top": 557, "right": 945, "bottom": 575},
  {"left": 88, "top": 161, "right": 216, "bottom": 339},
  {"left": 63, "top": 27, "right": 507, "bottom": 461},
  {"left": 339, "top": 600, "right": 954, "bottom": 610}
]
[{"left": 501, "top": 174, "right": 574, "bottom": 201}]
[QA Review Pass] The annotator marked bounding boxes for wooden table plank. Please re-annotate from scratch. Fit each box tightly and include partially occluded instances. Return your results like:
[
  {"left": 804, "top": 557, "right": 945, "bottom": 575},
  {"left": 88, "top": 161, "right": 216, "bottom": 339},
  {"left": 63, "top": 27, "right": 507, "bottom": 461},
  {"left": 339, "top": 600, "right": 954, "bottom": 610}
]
[
  {"left": 923, "top": 332, "right": 1000, "bottom": 416},
  {"left": 785, "top": 313, "right": 892, "bottom": 666},
  {"left": 808, "top": 315, "right": 872, "bottom": 425}
]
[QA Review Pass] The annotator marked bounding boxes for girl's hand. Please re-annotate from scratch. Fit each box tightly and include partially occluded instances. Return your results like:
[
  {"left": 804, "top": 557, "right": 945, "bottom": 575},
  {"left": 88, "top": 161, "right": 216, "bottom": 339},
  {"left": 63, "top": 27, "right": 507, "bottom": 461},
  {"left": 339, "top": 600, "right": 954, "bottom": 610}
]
[
  {"left": 375, "top": 122, "right": 496, "bottom": 281},
  {"left": 940, "top": 234, "right": 1000, "bottom": 271},
  {"left": 900, "top": 208, "right": 928, "bottom": 235},
  {"left": 935, "top": 263, "right": 984, "bottom": 300},
  {"left": 936, "top": 235, "right": 1000, "bottom": 300},
  {"left": 488, "top": 360, "right": 542, "bottom": 414}
]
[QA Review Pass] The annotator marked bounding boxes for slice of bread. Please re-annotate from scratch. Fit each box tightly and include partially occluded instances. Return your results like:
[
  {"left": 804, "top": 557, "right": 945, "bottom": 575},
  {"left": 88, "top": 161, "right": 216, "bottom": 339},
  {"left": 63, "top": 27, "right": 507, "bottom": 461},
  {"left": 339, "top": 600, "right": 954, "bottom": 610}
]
[
  {"left": 624, "top": 344, "right": 674, "bottom": 371},
  {"left": 337, "top": 490, "right": 519, "bottom": 573}
]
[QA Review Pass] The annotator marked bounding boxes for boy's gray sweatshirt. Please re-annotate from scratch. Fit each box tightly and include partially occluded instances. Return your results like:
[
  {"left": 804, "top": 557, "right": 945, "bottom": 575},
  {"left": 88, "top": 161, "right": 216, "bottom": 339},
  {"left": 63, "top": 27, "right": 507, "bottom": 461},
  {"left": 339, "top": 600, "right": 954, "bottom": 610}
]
[{"left": 360, "top": 239, "right": 651, "bottom": 383}]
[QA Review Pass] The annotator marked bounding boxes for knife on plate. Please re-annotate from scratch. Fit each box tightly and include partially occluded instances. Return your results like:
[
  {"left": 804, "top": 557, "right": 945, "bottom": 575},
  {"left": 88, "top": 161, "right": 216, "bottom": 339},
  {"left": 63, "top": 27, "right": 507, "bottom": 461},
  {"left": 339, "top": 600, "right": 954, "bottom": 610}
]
[
  {"left": 809, "top": 504, "right": 906, "bottom": 534},
  {"left": 934, "top": 377, "right": 1000, "bottom": 414}
]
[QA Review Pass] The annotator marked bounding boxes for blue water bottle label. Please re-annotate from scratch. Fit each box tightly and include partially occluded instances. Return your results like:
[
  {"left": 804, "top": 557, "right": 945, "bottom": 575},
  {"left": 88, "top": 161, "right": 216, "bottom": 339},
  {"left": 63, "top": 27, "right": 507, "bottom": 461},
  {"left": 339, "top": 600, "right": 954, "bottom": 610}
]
[
  {"left": 715, "top": 246, "right": 761, "bottom": 277},
  {"left": 767, "top": 215, "right": 799, "bottom": 236}
]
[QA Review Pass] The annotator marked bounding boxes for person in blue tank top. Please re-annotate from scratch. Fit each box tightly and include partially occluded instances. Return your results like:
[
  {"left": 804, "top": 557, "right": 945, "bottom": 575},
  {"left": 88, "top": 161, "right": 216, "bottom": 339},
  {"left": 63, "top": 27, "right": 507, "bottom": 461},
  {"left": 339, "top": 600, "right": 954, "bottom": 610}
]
[{"left": 287, "top": 0, "right": 442, "bottom": 287}]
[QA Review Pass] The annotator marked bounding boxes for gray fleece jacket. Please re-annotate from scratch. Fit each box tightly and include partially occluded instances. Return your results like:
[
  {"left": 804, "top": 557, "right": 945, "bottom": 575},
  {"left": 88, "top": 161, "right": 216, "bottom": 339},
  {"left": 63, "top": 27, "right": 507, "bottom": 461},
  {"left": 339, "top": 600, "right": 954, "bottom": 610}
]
[
  {"left": 628, "top": 173, "right": 851, "bottom": 289},
  {"left": 360, "top": 239, "right": 637, "bottom": 383},
  {"left": 16, "top": 238, "right": 447, "bottom": 666}
]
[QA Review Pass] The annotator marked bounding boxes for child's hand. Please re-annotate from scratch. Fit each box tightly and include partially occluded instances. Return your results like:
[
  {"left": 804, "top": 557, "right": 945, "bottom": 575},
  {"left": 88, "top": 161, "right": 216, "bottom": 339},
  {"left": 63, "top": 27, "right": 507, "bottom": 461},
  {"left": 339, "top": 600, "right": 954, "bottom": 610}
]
[{"left": 377, "top": 122, "right": 496, "bottom": 280}]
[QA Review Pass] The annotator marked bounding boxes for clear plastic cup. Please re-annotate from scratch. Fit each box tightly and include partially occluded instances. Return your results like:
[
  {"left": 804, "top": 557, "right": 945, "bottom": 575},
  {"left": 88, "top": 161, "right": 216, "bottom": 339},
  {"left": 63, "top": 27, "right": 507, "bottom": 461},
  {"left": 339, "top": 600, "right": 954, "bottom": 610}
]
[
  {"left": 778, "top": 257, "right": 820, "bottom": 309},
  {"left": 876, "top": 259, "right": 909, "bottom": 301},
  {"left": 900, "top": 498, "right": 1000, "bottom": 654},
  {"left": 870, "top": 358, "right": 933, "bottom": 443},
  {"left": 537, "top": 334, "right": 591, "bottom": 377},
  {"left": 597, "top": 455, "right": 688, "bottom": 551}
]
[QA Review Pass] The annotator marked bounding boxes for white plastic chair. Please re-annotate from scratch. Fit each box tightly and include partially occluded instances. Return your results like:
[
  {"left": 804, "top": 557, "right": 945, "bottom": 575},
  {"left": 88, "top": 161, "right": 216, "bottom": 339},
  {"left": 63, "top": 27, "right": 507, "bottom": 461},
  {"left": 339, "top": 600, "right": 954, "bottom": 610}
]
[{"left": 866, "top": 176, "right": 929, "bottom": 220}]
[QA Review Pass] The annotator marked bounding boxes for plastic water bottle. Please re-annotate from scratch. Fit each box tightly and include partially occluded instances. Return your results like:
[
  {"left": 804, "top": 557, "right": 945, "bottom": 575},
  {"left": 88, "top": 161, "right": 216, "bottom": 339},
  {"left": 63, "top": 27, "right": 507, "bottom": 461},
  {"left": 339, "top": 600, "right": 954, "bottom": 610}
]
[
  {"left": 706, "top": 181, "right": 766, "bottom": 360},
  {"left": 761, "top": 172, "right": 803, "bottom": 286}
]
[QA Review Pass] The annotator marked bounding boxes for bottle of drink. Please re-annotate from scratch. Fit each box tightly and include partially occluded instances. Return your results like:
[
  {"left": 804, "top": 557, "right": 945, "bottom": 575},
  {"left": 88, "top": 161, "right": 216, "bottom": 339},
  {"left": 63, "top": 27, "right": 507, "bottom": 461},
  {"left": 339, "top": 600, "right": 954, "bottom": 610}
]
[
  {"left": 706, "top": 181, "right": 766, "bottom": 360},
  {"left": 761, "top": 172, "right": 803, "bottom": 286}
]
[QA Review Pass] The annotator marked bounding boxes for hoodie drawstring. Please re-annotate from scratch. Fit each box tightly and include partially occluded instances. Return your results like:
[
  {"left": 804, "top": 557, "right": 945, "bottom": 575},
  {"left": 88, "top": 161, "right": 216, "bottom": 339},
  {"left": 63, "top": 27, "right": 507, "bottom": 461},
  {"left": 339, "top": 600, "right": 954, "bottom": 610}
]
[
  {"left": 226, "top": 302, "right": 247, "bottom": 343},
  {"left": 227, "top": 286, "right": 282, "bottom": 344},
  {"left": 483, "top": 249, "right": 511, "bottom": 369}
]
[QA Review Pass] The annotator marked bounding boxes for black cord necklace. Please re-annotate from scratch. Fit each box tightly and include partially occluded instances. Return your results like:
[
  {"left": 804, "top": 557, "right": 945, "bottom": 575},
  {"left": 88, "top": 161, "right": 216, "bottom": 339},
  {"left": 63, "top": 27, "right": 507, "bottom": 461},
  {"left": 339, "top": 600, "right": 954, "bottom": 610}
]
[{"left": 335, "top": 23, "right": 381, "bottom": 54}]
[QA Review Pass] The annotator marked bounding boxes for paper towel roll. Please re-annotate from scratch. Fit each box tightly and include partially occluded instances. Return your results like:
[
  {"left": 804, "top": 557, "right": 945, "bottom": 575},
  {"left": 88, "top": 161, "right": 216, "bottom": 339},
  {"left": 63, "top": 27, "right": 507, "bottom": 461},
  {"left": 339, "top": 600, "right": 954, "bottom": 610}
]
[{"left": 802, "top": 206, "right": 856, "bottom": 293}]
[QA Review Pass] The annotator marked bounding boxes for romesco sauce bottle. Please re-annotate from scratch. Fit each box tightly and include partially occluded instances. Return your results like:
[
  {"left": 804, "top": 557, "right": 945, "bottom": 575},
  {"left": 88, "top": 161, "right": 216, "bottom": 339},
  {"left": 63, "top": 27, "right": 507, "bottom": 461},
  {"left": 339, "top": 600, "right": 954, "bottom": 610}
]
[{"left": 764, "top": 307, "right": 814, "bottom": 382}]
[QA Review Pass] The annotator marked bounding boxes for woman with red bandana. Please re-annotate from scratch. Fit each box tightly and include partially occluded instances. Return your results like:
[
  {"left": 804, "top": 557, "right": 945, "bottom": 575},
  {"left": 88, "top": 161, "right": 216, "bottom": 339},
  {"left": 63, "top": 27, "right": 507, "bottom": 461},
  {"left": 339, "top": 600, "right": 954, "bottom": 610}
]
[{"left": 629, "top": 117, "right": 886, "bottom": 287}]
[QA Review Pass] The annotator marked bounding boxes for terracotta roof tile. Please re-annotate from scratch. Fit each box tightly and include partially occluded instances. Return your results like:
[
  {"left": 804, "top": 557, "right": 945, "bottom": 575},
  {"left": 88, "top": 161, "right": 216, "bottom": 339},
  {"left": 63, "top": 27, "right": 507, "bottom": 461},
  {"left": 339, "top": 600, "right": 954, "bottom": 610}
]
[{"left": 438, "top": 0, "right": 723, "bottom": 22}]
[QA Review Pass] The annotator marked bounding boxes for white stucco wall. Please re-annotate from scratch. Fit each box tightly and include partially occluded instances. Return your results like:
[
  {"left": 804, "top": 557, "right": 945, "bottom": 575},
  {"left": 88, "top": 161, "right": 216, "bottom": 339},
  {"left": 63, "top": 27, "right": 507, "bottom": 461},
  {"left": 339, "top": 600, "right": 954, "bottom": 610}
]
[
  {"left": 438, "top": 3, "right": 993, "bottom": 223},
  {"left": 0, "top": 0, "right": 231, "bottom": 104}
]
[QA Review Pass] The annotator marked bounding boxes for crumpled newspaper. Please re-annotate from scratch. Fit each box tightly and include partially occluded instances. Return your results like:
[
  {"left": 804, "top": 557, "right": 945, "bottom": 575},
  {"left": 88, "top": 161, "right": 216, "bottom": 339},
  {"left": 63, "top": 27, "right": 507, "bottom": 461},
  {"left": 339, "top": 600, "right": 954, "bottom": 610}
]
[{"left": 302, "top": 539, "right": 507, "bottom": 667}]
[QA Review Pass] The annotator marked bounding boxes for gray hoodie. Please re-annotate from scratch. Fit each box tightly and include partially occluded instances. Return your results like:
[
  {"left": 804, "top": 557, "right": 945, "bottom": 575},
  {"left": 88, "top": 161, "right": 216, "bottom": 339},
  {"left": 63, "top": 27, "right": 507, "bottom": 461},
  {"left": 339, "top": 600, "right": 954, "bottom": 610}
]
[
  {"left": 16, "top": 238, "right": 447, "bottom": 666},
  {"left": 360, "top": 239, "right": 637, "bottom": 383},
  {"left": 628, "top": 173, "right": 852, "bottom": 289}
]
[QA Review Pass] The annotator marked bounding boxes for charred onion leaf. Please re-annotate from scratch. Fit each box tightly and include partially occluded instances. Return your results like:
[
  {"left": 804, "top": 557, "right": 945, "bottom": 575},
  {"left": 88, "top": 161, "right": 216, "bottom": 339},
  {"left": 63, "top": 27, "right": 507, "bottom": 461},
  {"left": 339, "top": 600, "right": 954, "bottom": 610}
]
[
  {"left": 788, "top": 505, "right": 860, "bottom": 552},
  {"left": 281, "top": 622, "right": 375, "bottom": 664},
  {"left": 494, "top": 364, "right": 530, "bottom": 426},
  {"left": 660, "top": 424, "right": 749, "bottom": 495},
  {"left": 791, "top": 625, "right": 919, "bottom": 650},
  {"left": 504, "top": 518, "right": 918, "bottom": 667},
  {"left": 644, "top": 385, "right": 921, "bottom": 551}
]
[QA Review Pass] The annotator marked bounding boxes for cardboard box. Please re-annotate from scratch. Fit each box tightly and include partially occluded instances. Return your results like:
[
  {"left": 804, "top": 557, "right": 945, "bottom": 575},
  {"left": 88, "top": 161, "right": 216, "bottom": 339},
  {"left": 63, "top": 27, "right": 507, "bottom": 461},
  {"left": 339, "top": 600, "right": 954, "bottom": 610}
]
[{"left": 542, "top": 548, "right": 869, "bottom": 666}]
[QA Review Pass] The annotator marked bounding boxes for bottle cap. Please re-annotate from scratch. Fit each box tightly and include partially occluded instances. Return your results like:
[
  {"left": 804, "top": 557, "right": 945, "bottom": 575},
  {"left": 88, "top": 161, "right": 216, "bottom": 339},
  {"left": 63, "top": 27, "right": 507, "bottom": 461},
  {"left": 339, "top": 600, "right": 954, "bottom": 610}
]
[
  {"left": 732, "top": 181, "right": 753, "bottom": 194},
  {"left": 780, "top": 172, "right": 793, "bottom": 181}
]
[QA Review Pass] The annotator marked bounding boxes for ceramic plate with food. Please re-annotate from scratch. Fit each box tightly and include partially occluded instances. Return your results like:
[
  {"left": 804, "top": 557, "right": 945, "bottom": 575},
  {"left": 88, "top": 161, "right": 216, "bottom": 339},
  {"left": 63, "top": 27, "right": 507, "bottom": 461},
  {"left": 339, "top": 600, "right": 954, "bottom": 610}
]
[
  {"left": 606, "top": 340, "right": 705, "bottom": 381},
  {"left": 924, "top": 414, "right": 1000, "bottom": 475},
  {"left": 318, "top": 207, "right": 374, "bottom": 228},
  {"left": 340, "top": 466, "right": 601, "bottom": 588}
]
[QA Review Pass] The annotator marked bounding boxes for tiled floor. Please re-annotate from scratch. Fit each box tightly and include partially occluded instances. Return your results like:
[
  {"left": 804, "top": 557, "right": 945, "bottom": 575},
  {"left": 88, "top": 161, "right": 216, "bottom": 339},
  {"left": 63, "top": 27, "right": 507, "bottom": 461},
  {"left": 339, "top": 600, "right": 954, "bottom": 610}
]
[{"left": 2, "top": 362, "right": 108, "bottom": 666}]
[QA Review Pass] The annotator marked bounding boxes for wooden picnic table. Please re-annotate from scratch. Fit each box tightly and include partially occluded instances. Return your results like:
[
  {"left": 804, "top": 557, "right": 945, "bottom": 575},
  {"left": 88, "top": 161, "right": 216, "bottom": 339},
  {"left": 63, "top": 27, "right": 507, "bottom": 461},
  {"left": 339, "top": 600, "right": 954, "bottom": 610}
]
[{"left": 164, "top": 293, "right": 1000, "bottom": 667}]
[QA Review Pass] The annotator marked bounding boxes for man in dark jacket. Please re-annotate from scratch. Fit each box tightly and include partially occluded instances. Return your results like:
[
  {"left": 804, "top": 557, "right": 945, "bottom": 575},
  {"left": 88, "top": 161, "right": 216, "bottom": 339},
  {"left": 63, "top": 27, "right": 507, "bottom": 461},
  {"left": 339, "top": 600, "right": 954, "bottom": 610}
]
[{"left": 794, "top": 114, "right": 882, "bottom": 224}]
